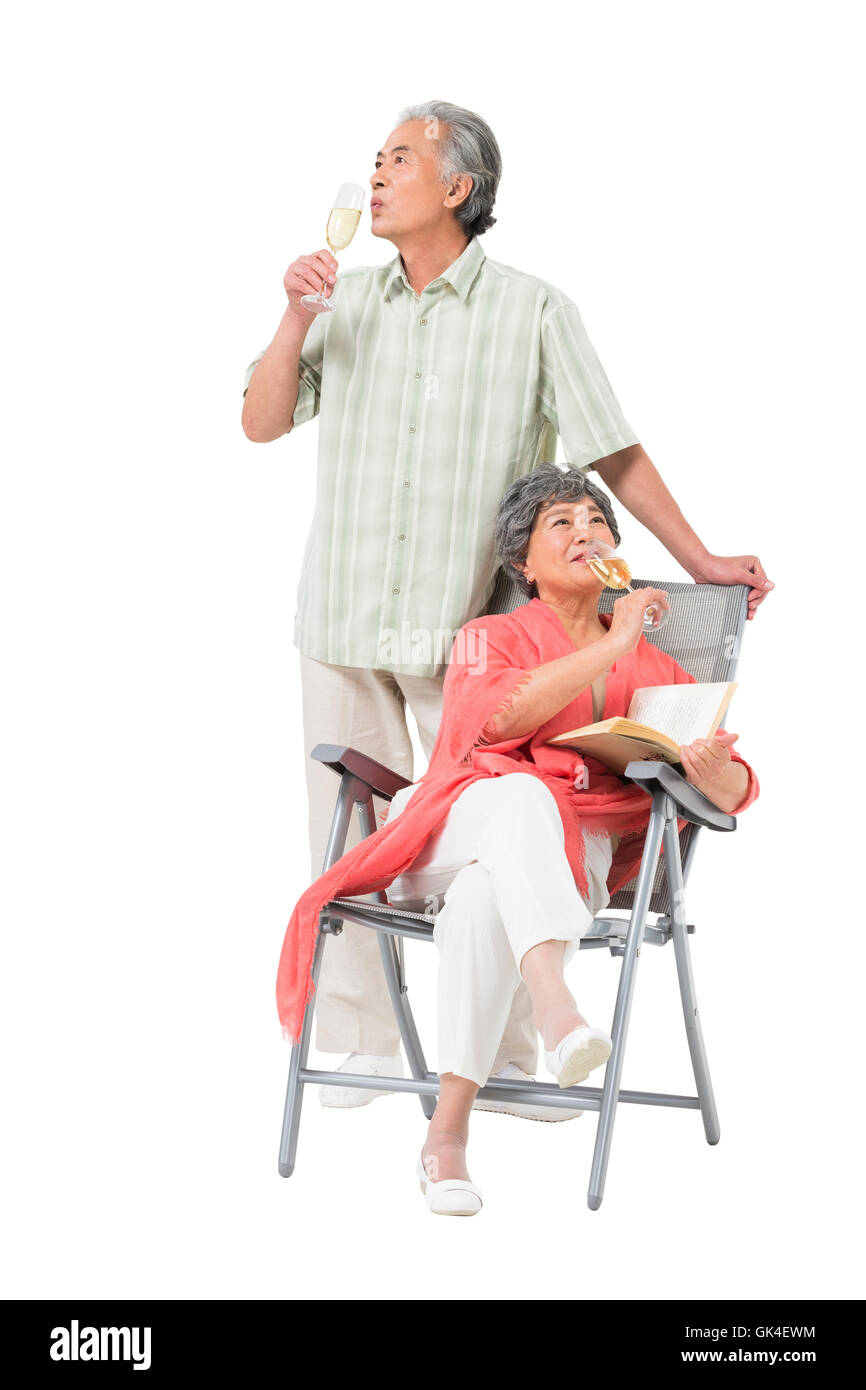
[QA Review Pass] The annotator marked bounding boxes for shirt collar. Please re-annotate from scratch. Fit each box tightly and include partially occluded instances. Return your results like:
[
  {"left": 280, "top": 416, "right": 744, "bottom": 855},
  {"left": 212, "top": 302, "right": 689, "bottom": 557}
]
[{"left": 382, "top": 235, "right": 486, "bottom": 303}]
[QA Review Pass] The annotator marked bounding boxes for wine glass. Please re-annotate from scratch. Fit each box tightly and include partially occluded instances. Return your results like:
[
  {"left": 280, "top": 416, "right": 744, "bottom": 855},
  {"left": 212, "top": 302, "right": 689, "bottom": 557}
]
[
  {"left": 300, "top": 182, "right": 366, "bottom": 315},
  {"left": 583, "top": 538, "right": 670, "bottom": 630}
]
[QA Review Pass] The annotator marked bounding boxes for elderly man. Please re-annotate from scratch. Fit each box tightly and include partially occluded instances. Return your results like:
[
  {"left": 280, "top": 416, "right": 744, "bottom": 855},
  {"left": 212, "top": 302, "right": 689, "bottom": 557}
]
[{"left": 242, "top": 99, "right": 772, "bottom": 1116}]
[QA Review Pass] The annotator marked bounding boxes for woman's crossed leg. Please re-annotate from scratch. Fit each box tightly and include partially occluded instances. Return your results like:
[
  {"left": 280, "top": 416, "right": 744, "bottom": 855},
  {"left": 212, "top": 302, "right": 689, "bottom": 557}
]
[{"left": 405, "top": 775, "right": 613, "bottom": 1187}]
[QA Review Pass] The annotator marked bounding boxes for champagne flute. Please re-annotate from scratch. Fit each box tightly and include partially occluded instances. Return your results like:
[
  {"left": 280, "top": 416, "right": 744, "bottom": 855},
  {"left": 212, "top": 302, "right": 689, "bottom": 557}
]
[
  {"left": 300, "top": 182, "right": 365, "bottom": 315},
  {"left": 584, "top": 539, "right": 670, "bottom": 630}
]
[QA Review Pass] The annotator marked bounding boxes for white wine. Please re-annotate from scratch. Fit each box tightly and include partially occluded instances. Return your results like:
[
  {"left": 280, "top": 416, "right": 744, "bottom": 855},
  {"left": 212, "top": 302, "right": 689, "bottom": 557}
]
[
  {"left": 584, "top": 544, "right": 670, "bottom": 630},
  {"left": 326, "top": 207, "right": 361, "bottom": 254},
  {"left": 586, "top": 554, "right": 632, "bottom": 590},
  {"left": 301, "top": 183, "right": 364, "bottom": 316}
]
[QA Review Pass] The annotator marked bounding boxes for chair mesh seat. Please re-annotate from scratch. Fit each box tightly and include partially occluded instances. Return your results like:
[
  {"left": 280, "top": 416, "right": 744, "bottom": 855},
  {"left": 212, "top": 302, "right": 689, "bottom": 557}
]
[
  {"left": 329, "top": 896, "right": 437, "bottom": 925},
  {"left": 326, "top": 894, "right": 627, "bottom": 944}
]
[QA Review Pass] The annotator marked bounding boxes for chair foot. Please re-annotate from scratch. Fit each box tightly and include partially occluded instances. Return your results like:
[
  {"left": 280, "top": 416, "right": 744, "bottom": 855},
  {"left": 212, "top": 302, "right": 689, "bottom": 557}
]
[
  {"left": 587, "top": 1192, "right": 603, "bottom": 1211},
  {"left": 279, "top": 1162, "right": 295, "bottom": 1178},
  {"left": 703, "top": 1109, "right": 720, "bottom": 1145}
]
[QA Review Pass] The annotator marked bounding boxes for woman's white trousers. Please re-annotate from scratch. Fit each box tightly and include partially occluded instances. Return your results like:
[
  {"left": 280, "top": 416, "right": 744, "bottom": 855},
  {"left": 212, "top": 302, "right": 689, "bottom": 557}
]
[{"left": 386, "top": 773, "right": 613, "bottom": 1088}]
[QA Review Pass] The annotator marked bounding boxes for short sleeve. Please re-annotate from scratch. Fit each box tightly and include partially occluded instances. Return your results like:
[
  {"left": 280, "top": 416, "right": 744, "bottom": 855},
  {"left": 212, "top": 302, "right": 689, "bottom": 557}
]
[
  {"left": 290, "top": 311, "right": 327, "bottom": 427},
  {"left": 241, "top": 311, "right": 328, "bottom": 429},
  {"left": 242, "top": 351, "right": 265, "bottom": 397},
  {"left": 537, "top": 299, "right": 639, "bottom": 470}
]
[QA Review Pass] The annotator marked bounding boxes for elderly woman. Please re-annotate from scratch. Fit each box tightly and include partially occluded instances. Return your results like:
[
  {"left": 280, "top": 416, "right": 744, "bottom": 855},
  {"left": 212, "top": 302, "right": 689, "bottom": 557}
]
[{"left": 275, "top": 464, "right": 759, "bottom": 1216}]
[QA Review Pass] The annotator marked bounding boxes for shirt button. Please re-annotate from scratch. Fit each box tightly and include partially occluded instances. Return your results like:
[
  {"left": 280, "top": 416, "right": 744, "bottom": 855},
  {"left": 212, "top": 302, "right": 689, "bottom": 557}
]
[
  {"left": 415, "top": 370, "right": 422, "bottom": 379},
  {"left": 392, "top": 586, "right": 400, "bottom": 594},
  {"left": 409, "top": 424, "right": 416, "bottom": 433},
  {"left": 398, "top": 533, "right": 406, "bottom": 541},
  {"left": 419, "top": 318, "right": 428, "bottom": 326},
  {"left": 403, "top": 480, "right": 410, "bottom": 488}
]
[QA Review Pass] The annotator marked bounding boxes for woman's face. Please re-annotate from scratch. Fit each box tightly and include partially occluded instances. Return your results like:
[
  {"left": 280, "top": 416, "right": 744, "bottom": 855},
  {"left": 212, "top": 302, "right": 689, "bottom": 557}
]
[{"left": 520, "top": 495, "right": 617, "bottom": 597}]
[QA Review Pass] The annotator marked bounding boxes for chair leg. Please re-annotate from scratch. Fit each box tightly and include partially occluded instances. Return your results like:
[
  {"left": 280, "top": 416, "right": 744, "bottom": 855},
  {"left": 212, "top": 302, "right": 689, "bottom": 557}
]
[
  {"left": 278, "top": 771, "right": 359, "bottom": 1177},
  {"left": 278, "top": 930, "right": 327, "bottom": 1178},
  {"left": 587, "top": 795, "right": 667, "bottom": 1211},
  {"left": 662, "top": 817, "right": 720, "bottom": 1145},
  {"left": 355, "top": 794, "right": 436, "bottom": 1120},
  {"left": 375, "top": 933, "right": 437, "bottom": 1120}
]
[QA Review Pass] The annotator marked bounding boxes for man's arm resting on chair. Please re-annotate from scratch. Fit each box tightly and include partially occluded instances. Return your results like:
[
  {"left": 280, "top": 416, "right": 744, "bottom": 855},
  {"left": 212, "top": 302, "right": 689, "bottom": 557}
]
[{"left": 592, "top": 443, "right": 773, "bottom": 621}]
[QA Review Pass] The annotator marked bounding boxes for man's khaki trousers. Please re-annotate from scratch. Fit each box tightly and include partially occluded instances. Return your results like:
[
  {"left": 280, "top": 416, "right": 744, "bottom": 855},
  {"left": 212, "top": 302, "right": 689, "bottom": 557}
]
[{"left": 299, "top": 652, "right": 538, "bottom": 1072}]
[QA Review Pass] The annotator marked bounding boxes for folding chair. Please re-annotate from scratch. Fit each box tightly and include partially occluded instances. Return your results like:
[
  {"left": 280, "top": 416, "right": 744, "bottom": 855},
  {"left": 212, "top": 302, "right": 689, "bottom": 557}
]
[{"left": 278, "top": 574, "right": 750, "bottom": 1210}]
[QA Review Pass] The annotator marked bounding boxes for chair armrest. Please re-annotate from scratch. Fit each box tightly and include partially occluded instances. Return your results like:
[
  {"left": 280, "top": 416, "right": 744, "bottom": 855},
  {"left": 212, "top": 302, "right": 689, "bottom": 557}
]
[
  {"left": 310, "top": 743, "right": 413, "bottom": 800},
  {"left": 624, "top": 761, "right": 736, "bottom": 832}
]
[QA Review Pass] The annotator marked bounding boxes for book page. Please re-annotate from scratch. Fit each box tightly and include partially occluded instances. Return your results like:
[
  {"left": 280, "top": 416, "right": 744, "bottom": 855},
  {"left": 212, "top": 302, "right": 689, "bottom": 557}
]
[{"left": 626, "top": 683, "right": 735, "bottom": 744}]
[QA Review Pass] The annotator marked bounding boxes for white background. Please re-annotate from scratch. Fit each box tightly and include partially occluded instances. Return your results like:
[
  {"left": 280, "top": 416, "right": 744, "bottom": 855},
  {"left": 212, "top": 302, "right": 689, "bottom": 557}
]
[{"left": 2, "top": 0, "right": 863, "bottom": 1301}]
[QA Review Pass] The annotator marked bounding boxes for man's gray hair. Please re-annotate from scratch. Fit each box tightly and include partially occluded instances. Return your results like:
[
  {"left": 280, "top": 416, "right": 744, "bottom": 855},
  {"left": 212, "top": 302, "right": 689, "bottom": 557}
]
[
  {"left": 395, "top": 100, "right": 501, "bottom": 239},
  {"left": 495, "top": 463, "right": 622, "bottom": 599}
]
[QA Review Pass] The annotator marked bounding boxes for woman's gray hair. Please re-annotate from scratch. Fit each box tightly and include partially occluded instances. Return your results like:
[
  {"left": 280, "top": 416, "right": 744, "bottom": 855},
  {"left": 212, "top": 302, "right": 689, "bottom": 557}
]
[
  {"left": 495, "top": 463, "right": 622, "bottom": 599},
  {"left": 395, "top": 100, "right": 501, "bottom": 239}
]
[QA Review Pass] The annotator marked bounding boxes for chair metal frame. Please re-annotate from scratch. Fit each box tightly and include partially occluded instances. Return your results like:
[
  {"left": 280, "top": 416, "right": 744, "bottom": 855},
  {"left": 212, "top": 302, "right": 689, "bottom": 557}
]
[{"left": 278, "top": 578, "right": 750, "bottom": 1210}]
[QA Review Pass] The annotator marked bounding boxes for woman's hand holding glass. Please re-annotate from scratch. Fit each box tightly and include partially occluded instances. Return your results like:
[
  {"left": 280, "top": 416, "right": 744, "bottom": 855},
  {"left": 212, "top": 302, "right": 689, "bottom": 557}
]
[
  {"left": 605, "top": 586, "right": 671, "bottom": 659},
  {"left": 584, "top": 538, "right": 670, "bottom": 630}
]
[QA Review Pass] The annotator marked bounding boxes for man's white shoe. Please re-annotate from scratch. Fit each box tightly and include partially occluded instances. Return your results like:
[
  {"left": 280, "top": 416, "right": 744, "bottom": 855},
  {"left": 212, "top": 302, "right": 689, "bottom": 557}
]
[
  {"left": 472, "top": 1062, "right": 584, "bottom": 1122},
  {"left": 318, "top": 1052, "right": 404, "bottom": 1108}
]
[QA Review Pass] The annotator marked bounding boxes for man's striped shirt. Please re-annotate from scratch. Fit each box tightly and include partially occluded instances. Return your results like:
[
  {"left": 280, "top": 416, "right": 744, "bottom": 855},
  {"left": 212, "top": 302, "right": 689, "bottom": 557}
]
[{"left": 243, "top": 234, "right": 638, "bottom": 677}]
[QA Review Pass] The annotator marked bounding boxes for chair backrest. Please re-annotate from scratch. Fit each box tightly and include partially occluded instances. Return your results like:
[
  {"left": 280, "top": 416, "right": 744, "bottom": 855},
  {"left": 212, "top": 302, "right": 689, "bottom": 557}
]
[{"left": 483, "top": 568, "right": 749, "bottom": 914}]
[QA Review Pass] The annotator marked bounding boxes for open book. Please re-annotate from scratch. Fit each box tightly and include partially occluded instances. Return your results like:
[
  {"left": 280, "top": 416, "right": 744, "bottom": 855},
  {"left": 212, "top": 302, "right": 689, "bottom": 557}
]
[{"left": 546, "top": 682, "right": 737, "bottom": 775}]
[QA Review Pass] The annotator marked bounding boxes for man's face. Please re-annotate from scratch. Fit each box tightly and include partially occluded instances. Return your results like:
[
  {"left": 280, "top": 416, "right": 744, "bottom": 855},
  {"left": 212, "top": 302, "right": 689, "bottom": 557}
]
[{"left": 369, "top": 120, "right": 462, "bottom": 241}]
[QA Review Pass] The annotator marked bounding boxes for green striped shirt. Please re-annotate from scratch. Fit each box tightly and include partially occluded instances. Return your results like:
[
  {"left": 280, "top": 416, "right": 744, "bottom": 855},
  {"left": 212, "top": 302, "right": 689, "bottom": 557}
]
[{"left": 243, "top": 235, "right": 638, "bottom": 677}]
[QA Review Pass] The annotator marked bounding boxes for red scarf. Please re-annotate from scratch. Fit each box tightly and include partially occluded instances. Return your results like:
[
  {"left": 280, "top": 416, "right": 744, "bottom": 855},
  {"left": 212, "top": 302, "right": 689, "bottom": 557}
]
[{"left": 276, "top": 599, "right": 759, "bottom": 1042}]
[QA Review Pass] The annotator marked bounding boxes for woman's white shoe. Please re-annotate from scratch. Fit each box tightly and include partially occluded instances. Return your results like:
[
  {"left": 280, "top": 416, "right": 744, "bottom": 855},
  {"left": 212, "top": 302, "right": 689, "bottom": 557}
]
[
  {"left": 544, "top": 1026, "right": 612, "bottom": 1089},
  {"left": 416, "top": 1155, "right": 483, "bottom": 1217}
]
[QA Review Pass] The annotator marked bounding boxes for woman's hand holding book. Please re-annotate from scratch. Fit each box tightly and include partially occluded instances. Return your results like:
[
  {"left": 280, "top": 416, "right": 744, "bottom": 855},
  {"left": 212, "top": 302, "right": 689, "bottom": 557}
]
[{"left": 678, "top": 730, "right": 749, "bottom": 813}]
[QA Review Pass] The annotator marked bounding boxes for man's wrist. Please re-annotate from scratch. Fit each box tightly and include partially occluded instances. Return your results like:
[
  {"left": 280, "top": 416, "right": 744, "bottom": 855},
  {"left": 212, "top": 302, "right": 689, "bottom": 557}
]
[
  {"left": 276, "top": 303, "right": 315, "bottom": 345},
  {"left": 681, "top": 546, "right": 718, "bottom": 581}
]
